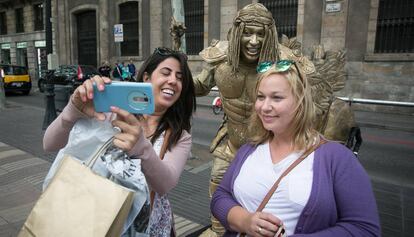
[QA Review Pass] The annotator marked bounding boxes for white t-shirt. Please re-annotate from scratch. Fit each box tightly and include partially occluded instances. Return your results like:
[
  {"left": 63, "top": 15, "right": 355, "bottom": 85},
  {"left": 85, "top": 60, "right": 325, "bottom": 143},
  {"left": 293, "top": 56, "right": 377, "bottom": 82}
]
[{"left": 233, "top": 142, "right": 314, "bottom": 235}]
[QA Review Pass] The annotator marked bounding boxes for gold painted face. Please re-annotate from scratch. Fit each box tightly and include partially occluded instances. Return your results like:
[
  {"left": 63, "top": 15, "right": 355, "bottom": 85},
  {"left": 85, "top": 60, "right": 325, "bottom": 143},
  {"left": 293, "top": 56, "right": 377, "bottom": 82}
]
[{"left": 240, "top": 24, "right": 265, "bottom": 65}]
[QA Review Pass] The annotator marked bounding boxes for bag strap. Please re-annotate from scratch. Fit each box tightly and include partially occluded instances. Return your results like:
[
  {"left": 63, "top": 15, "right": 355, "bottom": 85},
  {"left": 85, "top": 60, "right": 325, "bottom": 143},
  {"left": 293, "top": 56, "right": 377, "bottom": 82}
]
[
  {"left": 150, "top": 129, "right": 172, "bottom": 207},
  {"left": 256, "top": 138, "right": 327, "bottom": 212},
  {"left": 86, "top": 137, "right": 115, "bottom": 168}
]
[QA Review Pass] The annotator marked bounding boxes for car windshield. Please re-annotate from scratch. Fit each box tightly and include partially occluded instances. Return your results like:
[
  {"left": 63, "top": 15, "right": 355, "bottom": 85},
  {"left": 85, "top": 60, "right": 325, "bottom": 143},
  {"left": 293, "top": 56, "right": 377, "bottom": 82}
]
[{"left": 1, "top": 65, "right": 28, "bottom": 75}]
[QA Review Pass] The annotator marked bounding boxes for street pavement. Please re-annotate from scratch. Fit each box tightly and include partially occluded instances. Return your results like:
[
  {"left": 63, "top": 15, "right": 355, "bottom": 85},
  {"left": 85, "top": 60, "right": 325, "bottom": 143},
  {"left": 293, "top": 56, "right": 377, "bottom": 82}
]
[
  {"left": 0, "top": 98, "right": 213, "bottom": 236},
  {"left": 0, "top": 91, "right": 413, "bottom": 237}
]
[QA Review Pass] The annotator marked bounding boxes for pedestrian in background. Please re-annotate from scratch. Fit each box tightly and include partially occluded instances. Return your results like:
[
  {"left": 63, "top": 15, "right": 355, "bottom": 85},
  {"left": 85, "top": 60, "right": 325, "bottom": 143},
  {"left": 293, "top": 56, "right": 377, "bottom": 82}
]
[
  {"left": 98, "top": 61, "right": 111, "bottom": 78},
  {"left": 211, "top": 60, "right": 380, "bottom": 237},
  {"left": 128, "top": 58, "right": 137, "bottom": 81},
  {"left": 112, "top": 61, "right": 123, "bottom": 81},
  {"left": 121, "top": 61, "right": 130, "bottom": 81},
  {"left": 43, "top": 47, "right": 196, "bottom": 236}
]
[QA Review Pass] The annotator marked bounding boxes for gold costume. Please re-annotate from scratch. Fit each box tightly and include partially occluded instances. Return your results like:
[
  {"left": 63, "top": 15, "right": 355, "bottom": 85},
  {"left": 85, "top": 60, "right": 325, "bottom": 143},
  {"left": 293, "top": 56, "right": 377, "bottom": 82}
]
[{"left": 193, "top": 4, "right": 355, "bottom": 236}]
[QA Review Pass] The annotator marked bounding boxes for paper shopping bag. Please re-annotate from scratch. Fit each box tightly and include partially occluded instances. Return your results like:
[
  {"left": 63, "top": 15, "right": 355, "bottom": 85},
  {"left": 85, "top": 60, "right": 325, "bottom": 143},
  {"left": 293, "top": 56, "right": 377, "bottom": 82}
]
[{"left": 18, "top": 153, "right": 134, "bottom": 237}]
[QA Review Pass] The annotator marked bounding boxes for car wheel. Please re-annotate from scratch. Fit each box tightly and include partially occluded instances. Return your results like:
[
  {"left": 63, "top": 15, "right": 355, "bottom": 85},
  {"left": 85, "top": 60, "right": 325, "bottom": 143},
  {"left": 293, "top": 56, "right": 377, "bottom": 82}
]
[{"left": 38, "top": 79, "right": 46, "bottom": 93}]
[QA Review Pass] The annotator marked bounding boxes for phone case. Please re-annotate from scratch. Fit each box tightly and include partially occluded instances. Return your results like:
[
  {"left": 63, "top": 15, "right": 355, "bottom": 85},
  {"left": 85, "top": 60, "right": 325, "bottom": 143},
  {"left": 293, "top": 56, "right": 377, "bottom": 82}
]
[{"left": 93, "top": 82, "right": 154, "bottom": 114}]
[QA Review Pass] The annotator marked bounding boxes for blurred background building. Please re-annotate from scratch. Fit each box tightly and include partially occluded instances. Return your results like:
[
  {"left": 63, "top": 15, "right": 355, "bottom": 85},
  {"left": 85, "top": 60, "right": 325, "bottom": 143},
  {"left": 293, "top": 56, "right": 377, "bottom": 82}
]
[
  {"left": 0, "top": 0, "right": 46, "bottom": 82},
  {"left": 0, "top": 0, "right": 413, "bottom": 114}
]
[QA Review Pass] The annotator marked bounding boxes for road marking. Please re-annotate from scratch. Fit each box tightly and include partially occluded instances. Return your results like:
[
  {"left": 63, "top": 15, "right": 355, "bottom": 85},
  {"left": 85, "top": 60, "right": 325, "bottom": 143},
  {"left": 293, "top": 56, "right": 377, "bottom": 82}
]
[
  {"left": 0, "top": 149, "right": 26, "bottom": 159},
  {"left": 174, "top": 214, "right": 203, "bottom": 236},
  {"left": 1, "top": 157, "right": 48, "bottom": 172},
  {"left": 4, "top": 100, "right": 45, "bottom": 112},
  {"left": 23, "top": 171, "right": 49, "bottom": 186},
  {"left": 190, "top": 161, "right": 213, "bottom": 174},
  {"left": 0, "top": 202, "right": 36, "bottom": 223}
]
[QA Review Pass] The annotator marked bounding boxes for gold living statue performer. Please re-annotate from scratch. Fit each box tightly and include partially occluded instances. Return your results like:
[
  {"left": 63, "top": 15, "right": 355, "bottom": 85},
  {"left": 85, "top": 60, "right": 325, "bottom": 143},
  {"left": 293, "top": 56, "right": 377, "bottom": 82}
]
[{"left": 193, "top": 3, "right": 356, "bottom": 236}]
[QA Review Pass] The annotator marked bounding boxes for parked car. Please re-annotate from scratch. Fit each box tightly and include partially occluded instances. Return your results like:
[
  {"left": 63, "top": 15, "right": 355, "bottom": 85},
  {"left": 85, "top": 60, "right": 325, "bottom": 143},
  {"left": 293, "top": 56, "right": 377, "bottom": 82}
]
[
  {"left": 38, "top": 64, "right": 100, "bottom": 92},
  {"left": 0, "top": 64, "right": 32, "bottom": 95},
  {"left": 37, "top": 69, "right": 50, "bottom": 93}
]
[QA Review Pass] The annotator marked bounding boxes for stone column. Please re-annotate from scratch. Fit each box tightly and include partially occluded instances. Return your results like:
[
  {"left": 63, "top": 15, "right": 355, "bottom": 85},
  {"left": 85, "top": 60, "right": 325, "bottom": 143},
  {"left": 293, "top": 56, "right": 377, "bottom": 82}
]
[
  {"left": 302, "top": 0, "right": 323, "bottom": 56},
  {"left": 10, "top": 42, "right": 16, "bottom": 65},
  {"left": 24, "top": 4, "right": 34, "bottom": 32},
  {"left": 26, "top": 41, "right": 37, "bottom": 80},
  {"left": 99, "top": 0, "right": 109, "bottom": 65},
  {"left": 208, "top": 0, "right": 221, "bottom": 44},
  {"left": 220, "top": 0, "right": 237, "bottom": 40},
  {"left": 55, "top": 0, "right": 67, "bottom": 65},
  {"left": 6, "top": 10, "right": 15, "bottom": 34},
  {"left": 142, "top": 0, "right": 151, "bottom": 57},
  {"left": 237, "top": 0, "right": 252, "bottom": 10},
  {"left": 320, "top": 0, "right": 349, "bottom": 51},
  {"left": 161, "top": 0, "right": 172, "bottom": 49}
]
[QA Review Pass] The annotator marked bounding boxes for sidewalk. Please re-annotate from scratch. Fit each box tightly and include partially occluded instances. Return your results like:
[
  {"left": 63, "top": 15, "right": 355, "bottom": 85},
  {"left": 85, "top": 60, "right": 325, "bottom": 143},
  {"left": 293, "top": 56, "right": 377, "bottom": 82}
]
[
  {"left": 0, "top": 94, "right": 413, "bottom": 236},
  {"left": 0, "top": 140, "right": 206, "bottom": 236},
  {"left": 0, "top": 101, "right": 210, "bottom": 236},
  {"left": 0, "top": 142, "right": 47, "bottom": 236}
]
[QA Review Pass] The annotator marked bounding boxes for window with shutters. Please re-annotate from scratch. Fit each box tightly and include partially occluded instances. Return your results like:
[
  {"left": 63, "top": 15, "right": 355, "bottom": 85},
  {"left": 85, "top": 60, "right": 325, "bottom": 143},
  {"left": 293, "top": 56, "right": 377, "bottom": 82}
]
[
  {"left": 0, "top": 12, "right": 6, "bottom": 35},
  {"left": 15, "top": 8, "right": 24, "bottom": 33},
  {"left": 34, "top": 3, "right": 44, "bottom": 31},
  {"left": 119, "top": 1, "right": 139, "bottom": 56},
  {"left": 259, "top": 0, "right": 298, "bottom": 38},
  {"left": 183, "top": 0, "right": 204, "bottom": 55},
  {"left": 374, "top": 0, "right": 414, "bottom": 53}
]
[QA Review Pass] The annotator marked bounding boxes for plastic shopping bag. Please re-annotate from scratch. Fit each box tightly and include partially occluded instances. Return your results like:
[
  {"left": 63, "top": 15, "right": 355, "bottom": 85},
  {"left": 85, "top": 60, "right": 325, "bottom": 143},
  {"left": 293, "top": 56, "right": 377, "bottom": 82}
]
[{"left": 43, "top": 118, "right": 150, "bottom": 236}]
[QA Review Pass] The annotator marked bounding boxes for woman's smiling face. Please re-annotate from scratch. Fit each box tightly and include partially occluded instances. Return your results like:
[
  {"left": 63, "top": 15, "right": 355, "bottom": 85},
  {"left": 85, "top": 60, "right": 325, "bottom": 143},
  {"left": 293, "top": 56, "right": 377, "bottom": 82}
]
[
  {"left": 255, "top": 73, "right": 297, "bottom": 137},
  {"left": 144, "top": 57, "right": 183, "bottom": 114}
]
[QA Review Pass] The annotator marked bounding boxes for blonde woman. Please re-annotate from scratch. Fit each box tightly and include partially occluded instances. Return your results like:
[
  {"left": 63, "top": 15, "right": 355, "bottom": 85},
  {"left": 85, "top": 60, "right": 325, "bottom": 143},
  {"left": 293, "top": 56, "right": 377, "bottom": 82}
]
[{"left": 211, "top": 60, "right": 380, "bottom": 237}]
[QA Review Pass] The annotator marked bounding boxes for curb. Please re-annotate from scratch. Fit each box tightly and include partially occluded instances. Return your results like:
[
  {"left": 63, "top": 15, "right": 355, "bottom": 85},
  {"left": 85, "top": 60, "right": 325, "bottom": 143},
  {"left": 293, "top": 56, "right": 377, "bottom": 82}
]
[{"left": 357, "top": 122, "right": 414, "bottom": 133}]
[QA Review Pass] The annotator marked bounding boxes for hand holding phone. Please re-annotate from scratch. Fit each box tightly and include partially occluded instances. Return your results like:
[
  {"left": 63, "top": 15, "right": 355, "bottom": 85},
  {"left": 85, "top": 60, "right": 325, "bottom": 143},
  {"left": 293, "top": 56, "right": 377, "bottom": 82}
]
[{"left": 93, "top": 82, "right": 154, "bottom": 114}]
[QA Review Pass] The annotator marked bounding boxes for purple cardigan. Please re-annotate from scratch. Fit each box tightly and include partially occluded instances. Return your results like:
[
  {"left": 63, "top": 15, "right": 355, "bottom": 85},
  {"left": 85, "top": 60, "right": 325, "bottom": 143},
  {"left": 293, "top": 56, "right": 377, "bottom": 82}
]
[{"left": 211, "top": 141, "right": 380, "bottom": 237}]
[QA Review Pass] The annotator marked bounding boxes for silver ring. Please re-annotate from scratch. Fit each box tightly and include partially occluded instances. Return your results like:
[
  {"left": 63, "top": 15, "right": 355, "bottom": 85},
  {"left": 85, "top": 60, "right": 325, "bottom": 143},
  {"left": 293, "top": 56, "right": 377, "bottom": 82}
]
[
  {"left": 113, "top": 126, "right": 121, "bottom": 133},
  {"left": 258, "top": 226, "right": 263, "bottom": 234}
]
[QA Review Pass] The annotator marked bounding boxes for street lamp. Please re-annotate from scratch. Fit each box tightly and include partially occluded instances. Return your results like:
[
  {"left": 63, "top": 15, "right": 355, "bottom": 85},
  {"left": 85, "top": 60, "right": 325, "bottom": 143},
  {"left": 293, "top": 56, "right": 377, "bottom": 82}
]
[{"left": 42, "top": 0, "right": 57, "bottom": 130}]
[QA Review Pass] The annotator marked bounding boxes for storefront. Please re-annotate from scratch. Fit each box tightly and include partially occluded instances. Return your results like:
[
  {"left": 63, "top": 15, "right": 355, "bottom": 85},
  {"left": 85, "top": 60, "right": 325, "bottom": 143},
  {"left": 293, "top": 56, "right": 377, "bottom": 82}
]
[
  {"left": 0, "top": 43, "right": 11, "bottom": 64},
  {"left": 35, "top": 40, "right": 47, "bottom": 79},
  {"left": 16, "top": 42, "right": 28, "bottom": 68}
]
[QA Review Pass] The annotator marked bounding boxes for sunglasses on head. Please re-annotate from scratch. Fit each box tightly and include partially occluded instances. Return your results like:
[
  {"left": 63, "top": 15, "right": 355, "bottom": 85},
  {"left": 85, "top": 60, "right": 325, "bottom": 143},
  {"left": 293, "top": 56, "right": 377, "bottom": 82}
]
[
  {"left": 256, "top": 60, "right": 304, "bottom": 82},
  {"left": 154, "top": 47, "right": 188, "bottom": 61}
]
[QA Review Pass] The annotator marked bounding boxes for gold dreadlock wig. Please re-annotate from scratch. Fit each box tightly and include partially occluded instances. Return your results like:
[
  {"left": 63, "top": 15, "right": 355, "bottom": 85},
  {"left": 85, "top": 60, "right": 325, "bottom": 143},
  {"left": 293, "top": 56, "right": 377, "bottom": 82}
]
[{"left": 227, "top": 3, "right": 279, "bottom": 71}]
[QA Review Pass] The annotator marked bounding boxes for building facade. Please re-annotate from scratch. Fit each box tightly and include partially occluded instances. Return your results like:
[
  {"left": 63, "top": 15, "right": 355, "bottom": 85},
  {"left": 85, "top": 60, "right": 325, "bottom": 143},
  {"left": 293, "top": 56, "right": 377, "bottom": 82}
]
[
  {"left": 1, "top": 0, "right": 412, "bottom": 114},
  {"left": 0, "top": 0, "right": 47, "bottom": 81}
]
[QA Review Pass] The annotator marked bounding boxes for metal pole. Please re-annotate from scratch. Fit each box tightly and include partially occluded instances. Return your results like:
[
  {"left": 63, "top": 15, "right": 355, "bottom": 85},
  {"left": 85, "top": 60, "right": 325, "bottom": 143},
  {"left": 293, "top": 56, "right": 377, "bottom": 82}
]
[
  {"left": 0, "top": 67, "right": 5, "bottom": 109},
  {"left": 45, "top": 0, "right": 52, "bottom": 55},
  {"left": 211, "top": 87, "right": 414, "bottom": 107},
  {"left": 42, "top": 0, "right": 57, "bottom": 130},
  {"left": 338, "top": 97, "right": 414, "bottom": 108},
  {"left": 171, "top": 0, "right": 186, "bottom": 52}
]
